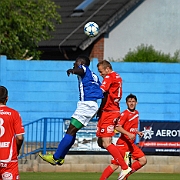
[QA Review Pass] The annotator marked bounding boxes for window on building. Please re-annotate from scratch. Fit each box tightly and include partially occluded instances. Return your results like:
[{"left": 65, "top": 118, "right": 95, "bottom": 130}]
[{"left": 71, "top": 0, "right": 99, "bottom": 16}]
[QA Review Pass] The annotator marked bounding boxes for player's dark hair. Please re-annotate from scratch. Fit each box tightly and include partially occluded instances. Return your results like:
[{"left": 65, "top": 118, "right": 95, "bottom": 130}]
[
  {"left": 77, "top": 55, "right": 90, "bottom": 66},
  {"left": 126, "top": 93, "right": 137, "bottom": 102},
  {"left": 0, "top": 86, "right": 8, "bottom": 103},
  {"left": 97, "top": 60, "right": 112, "bottom": 70}
]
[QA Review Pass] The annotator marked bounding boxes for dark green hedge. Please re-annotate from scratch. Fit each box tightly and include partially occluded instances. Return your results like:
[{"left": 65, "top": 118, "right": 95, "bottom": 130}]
[{"left": 122, "top": 44, "right": 180, "bottom": 63}]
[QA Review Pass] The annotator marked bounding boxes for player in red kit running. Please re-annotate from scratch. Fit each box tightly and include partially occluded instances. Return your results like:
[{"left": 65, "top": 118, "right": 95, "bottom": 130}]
[
  {"left": 100, "top": 94, "right": 147, "bottom": 180},
  {"left": 0, "top": 86, "right": 25, "bottom": 180},
  {"left": 96, "top": 60, "right": 131, "bottom": 180}
]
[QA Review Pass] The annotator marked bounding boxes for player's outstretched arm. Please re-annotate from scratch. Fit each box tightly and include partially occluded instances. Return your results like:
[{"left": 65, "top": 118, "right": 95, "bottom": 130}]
[{"left": 66, "top": 68, "right": 84, "bottom": 76}]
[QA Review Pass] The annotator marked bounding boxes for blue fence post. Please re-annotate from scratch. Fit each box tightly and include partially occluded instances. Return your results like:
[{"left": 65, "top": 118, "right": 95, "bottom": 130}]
[
  {"left": 43, "top": 118, "right": 48, "bottom": 155},
  {"left": 59, "top": 118, "right": 64, "bottom": 140},
  {"left": 0, "top": 55, "right": 7, "bottom": 86}
]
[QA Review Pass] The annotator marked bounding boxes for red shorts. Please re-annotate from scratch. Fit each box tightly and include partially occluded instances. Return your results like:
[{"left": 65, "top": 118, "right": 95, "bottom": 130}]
[
  {"left": 96, "top": 111, "right": 120, "bottom": 137},
  {"left": 0, "top": 161, "right": 19, "bottom": 180},
  {"left": 111, "top": 142, "right": 145, "bottom": 165}
]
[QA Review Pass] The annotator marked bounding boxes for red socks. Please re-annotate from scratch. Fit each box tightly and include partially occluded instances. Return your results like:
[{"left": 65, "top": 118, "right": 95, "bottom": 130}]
[
  {"left": 106, "top": 144, "right": 128, "bottom": 170},
  {"left": 131, "top": 161, "right": 142, "bottom": 172},
  {"left": 100, "top": 165, "right": 114, "bottom": 180}
]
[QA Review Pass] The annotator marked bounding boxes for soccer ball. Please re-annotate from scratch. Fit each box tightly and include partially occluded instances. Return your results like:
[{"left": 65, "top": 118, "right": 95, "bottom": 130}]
[{"left": 84, "top": 22, "right": 99, "bottom": 37}]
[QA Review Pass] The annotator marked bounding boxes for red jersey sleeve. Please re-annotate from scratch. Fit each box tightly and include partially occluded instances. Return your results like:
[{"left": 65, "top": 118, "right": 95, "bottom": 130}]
[
  {"left": 13, "top": 111, "right": 25, "bottom": 135},
  {"left": 118, "top": 111, "right": 128, "bottom": 126}
]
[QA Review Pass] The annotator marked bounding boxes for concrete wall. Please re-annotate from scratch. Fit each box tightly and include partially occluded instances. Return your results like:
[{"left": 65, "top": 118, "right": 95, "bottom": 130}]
[
  {"left": 0, "top": 56, "right": 180, "bottom": 124},
  {"left": 104, "top": 0, "right": 180, "bottom": 61},
  {"left": 19, "top": 154, "right": 180, "bottom": 173}
]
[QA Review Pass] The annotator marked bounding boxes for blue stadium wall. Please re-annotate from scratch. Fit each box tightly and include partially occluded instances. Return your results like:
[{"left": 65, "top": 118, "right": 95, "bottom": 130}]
[{"left": 0, "top": 55, "right": 180, "bottom": 124}]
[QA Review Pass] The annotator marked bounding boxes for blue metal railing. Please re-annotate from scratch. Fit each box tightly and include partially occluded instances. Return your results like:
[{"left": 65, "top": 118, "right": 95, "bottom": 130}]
[
  {"left": 19, "top": 117, "right": 65, "bottom": 159},
  {"left": 18, "top": 117, "right": 101, "bottom": 159}
]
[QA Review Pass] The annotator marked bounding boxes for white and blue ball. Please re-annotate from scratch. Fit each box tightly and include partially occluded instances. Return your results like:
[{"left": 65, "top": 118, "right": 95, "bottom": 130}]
[{"left": 84, "top": 22, "right": 99, "bottom": 37}]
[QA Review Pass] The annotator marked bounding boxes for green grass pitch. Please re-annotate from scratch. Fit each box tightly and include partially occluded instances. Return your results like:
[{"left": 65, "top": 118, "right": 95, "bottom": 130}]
[{"left": 20, "top": 172, "right": 179, "bottom": 180}]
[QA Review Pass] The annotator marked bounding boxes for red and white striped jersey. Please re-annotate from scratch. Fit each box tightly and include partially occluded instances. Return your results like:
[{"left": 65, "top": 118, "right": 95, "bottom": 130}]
[
  {"left": 100, "top": 71, "right": 122, "bottom": 111},
  {"left": 117, "top": 109, "right": 139, "bottom": 144},
  {"left": 0, "top": 105, "right": 25, "bottom": 162}
]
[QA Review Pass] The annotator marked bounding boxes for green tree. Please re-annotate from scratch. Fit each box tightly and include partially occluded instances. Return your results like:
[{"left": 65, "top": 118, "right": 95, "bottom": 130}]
[
  {"left": 122, "top": 44, "right": 180, "bottom": 63},
  {"left": 0, "top": 0, "right": 61, "bottom": 60}
]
